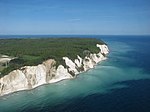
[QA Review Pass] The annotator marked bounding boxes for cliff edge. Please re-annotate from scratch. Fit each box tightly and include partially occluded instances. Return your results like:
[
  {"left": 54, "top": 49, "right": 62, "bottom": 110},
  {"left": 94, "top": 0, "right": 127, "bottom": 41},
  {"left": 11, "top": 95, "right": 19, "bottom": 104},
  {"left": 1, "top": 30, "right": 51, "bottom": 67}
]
[{"left": 0, "top": 44, "right": 109, "bottom": 96}]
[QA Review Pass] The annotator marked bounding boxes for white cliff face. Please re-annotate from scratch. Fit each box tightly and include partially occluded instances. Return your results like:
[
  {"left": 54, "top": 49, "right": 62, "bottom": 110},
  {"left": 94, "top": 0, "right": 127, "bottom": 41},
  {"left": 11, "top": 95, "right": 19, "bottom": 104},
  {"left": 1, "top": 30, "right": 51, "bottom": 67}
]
[
  {"left": 63, "top": 57, "right": 79, "bottom": 74},
  {"left": 49, "top": 65, "right": 73, "bottom": 83},
  {"left": 97, "top": 44, "right": 109, "bottom": 54},
  {"left": 83, "top": 57, "right": 95, "bottom": 71},
  {"left": 0, "top": 70, "right": 28, "bottom": 95},
  {"left": 74, "top": 55, "right": 83, "bottom": 68},
  {"left": 0, "top": 59, "right": 54, "bottom": 96},
  {"left": 81, "top": 44, "right": 109, "bottom": 71},
  {"left": 0, "top": 44, "right": 109, "bottom": 96},
  {"left": 22, "top": 65, "right": 47, "bottom": 88}
]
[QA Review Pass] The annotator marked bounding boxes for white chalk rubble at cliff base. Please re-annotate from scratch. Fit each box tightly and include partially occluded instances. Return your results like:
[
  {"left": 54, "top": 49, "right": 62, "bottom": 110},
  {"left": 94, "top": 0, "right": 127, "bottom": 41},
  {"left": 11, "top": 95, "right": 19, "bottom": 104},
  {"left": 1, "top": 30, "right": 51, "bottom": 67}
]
[{"left": 0, "top": 44, "right": 109, "bottom": 96}]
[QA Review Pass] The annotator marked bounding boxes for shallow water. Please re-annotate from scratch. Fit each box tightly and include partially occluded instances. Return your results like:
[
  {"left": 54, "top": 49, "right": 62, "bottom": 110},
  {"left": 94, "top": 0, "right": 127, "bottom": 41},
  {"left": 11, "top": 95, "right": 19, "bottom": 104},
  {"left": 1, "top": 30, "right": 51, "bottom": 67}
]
[{"left": 0, "top": 36, "right": 150, "bottom": 112}]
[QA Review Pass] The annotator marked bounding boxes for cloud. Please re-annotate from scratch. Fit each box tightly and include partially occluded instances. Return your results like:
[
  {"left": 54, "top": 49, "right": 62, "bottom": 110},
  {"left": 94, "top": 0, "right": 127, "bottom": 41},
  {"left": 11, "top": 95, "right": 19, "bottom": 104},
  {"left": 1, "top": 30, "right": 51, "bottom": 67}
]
[{"left": 68, "top": 18, "right": 81, "bottom": 22}]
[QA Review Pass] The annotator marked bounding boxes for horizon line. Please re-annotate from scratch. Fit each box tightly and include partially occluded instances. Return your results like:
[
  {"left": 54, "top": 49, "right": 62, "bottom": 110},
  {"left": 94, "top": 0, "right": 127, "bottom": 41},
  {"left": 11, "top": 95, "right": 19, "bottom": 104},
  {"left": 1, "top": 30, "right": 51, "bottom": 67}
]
[{"left": 0, "top": 34, "right": 150, "bottom": 36}]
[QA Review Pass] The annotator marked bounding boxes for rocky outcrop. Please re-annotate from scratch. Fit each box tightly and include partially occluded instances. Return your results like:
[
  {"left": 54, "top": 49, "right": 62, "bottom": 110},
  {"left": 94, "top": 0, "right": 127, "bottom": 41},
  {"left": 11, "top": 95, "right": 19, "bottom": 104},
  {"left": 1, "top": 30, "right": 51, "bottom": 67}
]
[{"left": 0, "top": 44, "right": 109, "bottom": 96}]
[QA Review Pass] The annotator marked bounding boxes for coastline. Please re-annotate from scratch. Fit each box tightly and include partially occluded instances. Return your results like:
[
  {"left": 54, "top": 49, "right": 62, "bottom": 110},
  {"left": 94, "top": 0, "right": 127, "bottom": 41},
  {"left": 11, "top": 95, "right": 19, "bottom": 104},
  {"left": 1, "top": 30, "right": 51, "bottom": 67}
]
[
  {"left": 0, "top": 44, "right": 109, "bottom": 97},
  {"left": 0, "top": 59, "right": 105, "bottom": 98}
]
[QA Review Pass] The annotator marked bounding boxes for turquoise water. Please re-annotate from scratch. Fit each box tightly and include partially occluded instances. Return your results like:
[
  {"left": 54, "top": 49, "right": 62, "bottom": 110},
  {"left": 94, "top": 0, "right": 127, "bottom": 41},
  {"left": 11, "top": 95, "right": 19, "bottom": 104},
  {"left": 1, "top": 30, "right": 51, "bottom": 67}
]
[{"left": 0, "top": 35, "right": 150, "bottom": 112}]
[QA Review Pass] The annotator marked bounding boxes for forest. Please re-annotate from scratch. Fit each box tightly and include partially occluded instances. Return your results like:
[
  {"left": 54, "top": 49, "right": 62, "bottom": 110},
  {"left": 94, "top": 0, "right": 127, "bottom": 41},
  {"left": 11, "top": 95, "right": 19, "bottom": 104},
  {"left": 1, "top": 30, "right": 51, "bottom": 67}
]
[{"left": 0, "top": 38, "right": 105, "bottom": 77}]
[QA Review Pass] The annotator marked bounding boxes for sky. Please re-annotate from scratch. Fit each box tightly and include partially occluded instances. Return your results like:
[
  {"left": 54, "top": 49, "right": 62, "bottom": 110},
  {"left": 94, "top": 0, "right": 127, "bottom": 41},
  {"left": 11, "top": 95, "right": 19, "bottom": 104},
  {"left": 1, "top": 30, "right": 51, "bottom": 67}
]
[{"left": 0, "top": 0, "right": 150, "bottom": 35}]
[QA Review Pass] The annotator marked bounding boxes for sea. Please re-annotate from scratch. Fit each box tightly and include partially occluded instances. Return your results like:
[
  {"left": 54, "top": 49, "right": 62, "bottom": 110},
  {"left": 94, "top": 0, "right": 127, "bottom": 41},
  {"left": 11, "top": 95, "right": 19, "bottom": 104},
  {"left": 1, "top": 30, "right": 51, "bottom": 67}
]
[{"left": 0, "top": 35, "right": 150, "bottom": 112}]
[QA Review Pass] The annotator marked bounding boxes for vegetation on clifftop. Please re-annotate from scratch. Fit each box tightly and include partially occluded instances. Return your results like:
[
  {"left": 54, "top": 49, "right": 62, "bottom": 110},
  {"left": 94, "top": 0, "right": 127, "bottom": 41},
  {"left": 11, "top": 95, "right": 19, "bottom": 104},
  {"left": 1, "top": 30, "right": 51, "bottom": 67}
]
[{"left": 0, "top": 38, "right": 105, "bottom": 77}]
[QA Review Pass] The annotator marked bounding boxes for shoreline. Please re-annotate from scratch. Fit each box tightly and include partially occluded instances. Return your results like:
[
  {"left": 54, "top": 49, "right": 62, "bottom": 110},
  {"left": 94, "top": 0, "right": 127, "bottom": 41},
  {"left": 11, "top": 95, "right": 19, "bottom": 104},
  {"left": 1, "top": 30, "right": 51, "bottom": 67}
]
[
  {"left": 0, "top": 57, "right": 107, "bottom": 98},
  {"left": 0, "top": 43, "right": 109, "bottom": 97}
]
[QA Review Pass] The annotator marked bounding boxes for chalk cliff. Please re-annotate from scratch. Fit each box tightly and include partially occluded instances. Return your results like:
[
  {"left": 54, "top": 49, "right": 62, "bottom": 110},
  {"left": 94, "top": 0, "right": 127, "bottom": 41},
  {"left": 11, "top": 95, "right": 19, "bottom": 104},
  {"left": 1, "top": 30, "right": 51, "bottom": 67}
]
[{"left": 0, "top": 44, "right": 109, "bottom": 96}]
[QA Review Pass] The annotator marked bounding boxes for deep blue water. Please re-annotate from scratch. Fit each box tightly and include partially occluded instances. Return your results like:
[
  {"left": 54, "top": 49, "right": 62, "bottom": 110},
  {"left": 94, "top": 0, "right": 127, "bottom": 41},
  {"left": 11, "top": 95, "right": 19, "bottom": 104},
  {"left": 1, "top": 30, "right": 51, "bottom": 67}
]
[{"left": 0, "top": 35, "right": 150, "bottom": 112}]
